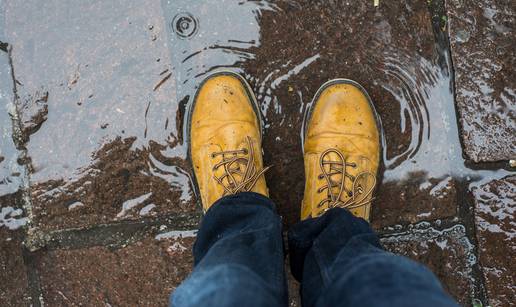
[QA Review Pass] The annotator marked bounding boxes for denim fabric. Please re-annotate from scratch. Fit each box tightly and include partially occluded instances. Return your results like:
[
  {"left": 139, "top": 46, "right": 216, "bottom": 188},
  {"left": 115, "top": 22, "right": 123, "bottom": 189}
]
[
  {"left": 171, "top": 192, "right": 286, "bottom": 307},
  {"left": 171, "top": 192, "right": 458, "bottom": 307}
]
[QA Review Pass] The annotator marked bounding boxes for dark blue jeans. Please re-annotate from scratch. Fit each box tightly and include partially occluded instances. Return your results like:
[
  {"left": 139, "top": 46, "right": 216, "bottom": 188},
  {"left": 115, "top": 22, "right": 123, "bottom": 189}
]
[{"left": 171, "top": 192, "right": 458, "bottom": 307}]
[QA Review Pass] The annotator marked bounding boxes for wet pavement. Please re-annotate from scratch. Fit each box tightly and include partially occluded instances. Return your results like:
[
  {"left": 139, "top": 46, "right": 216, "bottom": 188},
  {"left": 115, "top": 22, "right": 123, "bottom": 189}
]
[
  {"left": 0, "top": 0, "right": 514, "bottom": 306},
  {"left": 471, "top": 176, "right": 515, "bottom": 306},
  {"left": 447, "top": 0, "right": 515, "bottom": 162},
  {"left": 382, "top": 222, "right": 478, "bottom": 305}
]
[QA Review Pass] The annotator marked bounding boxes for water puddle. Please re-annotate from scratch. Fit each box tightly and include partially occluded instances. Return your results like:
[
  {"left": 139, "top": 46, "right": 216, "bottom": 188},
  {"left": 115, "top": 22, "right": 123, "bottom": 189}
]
[
  {"left": 160, "top": 0, "right": 511, "bottom": 225},
  {"left": 0, "top": 0, "right": 512, "bottom": 232},
  {"left": 2, "top": 1, "right": 199, "bottom": 231}
]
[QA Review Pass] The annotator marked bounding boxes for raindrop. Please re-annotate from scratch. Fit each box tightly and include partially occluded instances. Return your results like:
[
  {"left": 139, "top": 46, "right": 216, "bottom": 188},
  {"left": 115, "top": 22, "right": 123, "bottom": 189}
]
[{"left": 172, "top": 12, "right": 199, "bottom": 39}]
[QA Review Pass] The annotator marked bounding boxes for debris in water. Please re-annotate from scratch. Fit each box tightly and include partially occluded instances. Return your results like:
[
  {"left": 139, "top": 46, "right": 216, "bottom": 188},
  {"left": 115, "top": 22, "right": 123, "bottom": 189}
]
[
  {"left": 153, "top": 72, "right": 172, "bottom": 91},
  {"left": 0, "top": 41, "right": 8, "bottom": 52}
]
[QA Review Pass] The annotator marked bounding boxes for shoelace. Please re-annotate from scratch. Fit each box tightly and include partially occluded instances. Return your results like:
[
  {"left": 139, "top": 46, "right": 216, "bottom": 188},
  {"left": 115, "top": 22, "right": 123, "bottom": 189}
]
[
  {"left": 211, "top": 136, "right": 270, "bottom": 196},
  {"left": 316, "top": 148, "right": 376, "bottom": 216}
]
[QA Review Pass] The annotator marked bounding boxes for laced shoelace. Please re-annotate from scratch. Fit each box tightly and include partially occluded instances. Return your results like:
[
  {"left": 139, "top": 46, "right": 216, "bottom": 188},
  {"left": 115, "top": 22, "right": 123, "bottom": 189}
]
[
  {"left": 316, "top": 148, "right": 376, "bottom": 216},
  {"left": 211, "top": 136, "right": 270, "bottom": 196}
]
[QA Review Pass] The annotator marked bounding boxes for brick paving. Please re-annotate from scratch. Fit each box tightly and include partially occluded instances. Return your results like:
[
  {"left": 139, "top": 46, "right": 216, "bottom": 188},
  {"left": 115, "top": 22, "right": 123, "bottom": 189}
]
[
  {"left": 0, "top": 0, "right": 514, "bottom": 306},
  {"left": 471, "top": 176, "right": 515, "bottom": 306},
  {"left": 447, "top": 0, "right": 515, "bottom": 162}
]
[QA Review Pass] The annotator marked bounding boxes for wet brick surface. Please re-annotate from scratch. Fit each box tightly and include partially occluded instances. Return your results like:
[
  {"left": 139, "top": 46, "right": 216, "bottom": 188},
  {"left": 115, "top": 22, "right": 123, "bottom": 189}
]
[
  {"left": 372, "top": 176, "right": 457, "bottom": 229},
  {"left": 163, "top": 0, "right": 462, "bottom": 227},
  {"left": 0, "top": 45, "right": 30, "bottom": 306},
  {"left": 0, "top": 228, "right": 30, "bottom": 307},
  {"left": 0, "top": 191, "right": 30, "bottom": 307},
  {"left": 286, "top": 258, "right": 301, "bottom": 307},
  {"left": 35, "top": 231, "right": 195, "bottom": 306},
  {"left": 381, "top": 222, "right": 478, "bottom": 305},
  {"left": 471, "top": 176, "right": 515, "bottom": 306},
  {"left": 447, "top": 0, "right": 516, "bottom": 162},
  {"left": 0, "top": 0, "right": 514, "bottom": 305},
  {"left": 3, "top": 0, "right": 464, "bottom": 236}
]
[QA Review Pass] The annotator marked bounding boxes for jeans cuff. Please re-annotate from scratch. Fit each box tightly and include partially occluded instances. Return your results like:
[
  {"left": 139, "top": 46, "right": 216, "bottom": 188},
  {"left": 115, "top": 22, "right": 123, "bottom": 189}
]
[{"left": 206, "top": 192, "right": 278, "bottom": 215}]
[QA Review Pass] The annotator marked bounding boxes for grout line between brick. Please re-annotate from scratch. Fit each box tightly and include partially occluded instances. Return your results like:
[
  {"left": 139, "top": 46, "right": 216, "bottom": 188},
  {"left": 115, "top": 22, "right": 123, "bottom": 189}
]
[{"left": 27, "top": 211, "right": 201, "bottom": 251}]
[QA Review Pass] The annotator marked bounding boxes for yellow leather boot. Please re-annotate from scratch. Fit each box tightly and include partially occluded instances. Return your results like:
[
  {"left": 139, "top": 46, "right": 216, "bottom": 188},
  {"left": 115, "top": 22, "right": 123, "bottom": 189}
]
[
  {"left": 189, "top": 71, "right": 269, "bottom": 212},
  {"left": 301, "top": 79, "right": 381, "bottom": 221}
]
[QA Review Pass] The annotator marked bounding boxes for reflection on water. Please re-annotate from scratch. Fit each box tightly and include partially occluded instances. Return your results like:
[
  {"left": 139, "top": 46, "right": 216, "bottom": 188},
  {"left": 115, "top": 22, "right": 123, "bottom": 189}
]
[{"left": 0, "top": 206, "right": 28, "bottom": 230}]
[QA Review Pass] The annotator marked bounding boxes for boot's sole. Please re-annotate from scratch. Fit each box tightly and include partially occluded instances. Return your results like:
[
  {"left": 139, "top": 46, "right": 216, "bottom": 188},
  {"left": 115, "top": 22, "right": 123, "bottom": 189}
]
[{"left": 186, "top": 70, "right": 263, "bottom": 212}]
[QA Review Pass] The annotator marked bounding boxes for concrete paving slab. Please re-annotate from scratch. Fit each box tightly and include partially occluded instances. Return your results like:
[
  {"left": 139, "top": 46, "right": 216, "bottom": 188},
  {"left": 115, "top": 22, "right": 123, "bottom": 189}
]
[
  {"left": 447, "top": 0, "right": 516, "bottom": 162},
  {"left": 382, "top": 222, "right": 479, "bottom": 305},
  {"left": 472, "top": 176, "right": 515, "bottom": 306}
]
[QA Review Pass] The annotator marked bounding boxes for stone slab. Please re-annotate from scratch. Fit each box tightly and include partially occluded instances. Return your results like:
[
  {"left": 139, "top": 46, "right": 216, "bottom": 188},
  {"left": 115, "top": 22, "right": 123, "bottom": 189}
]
[
  {"left": 372, "top": 175, "right": 457, "bottom": 229},
  {"left": 447, "top": 0, "right": 516, "bottom": 162},
  {"left": 381, "top": 222, "right": 478, "bottom": 305},
  {"left": 35, "top": 230, "right": 196, "bottom": 306},
  {"left": 471, "top": 176, "right": 515, "bottom": 306},
  {"left": 4, "top": 0, "right": 198, "bottom": 232}
]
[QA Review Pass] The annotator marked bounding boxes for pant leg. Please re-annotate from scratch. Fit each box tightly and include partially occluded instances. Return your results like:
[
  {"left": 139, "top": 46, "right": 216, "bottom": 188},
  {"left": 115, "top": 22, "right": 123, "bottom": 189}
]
[
  {"left": 171, "top": 192, "right": 287, "bottom": 307},
  {"left": 288, "top": 208, "right": 459, "bottom": 307}
]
